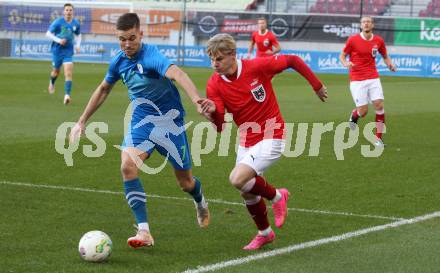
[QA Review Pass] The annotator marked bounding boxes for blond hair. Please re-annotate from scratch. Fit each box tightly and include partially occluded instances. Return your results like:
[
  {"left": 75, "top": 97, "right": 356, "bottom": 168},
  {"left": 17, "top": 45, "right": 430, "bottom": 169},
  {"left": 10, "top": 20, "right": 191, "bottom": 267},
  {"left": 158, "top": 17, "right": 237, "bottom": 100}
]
[{"left": 206, "top": 33, "right": 236, "bottom": 58}]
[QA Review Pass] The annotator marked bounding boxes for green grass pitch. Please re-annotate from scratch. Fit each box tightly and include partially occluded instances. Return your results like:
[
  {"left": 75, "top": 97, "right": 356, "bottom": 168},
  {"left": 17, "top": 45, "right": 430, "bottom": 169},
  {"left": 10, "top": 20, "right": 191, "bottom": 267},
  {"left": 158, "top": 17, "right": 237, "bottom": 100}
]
[{"left": 0, "top": 58, "right": 439, "bottom": 273}]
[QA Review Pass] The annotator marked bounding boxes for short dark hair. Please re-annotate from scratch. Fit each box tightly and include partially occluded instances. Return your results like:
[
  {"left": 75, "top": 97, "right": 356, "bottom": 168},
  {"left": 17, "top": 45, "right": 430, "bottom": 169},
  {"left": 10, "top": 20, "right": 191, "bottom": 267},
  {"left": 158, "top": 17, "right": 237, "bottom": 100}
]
[
  {"left": 360, "top": 16, "right": 374, "bottom": 23},
  {"left": 64, "top": 3, "right": 73, "bottom": 9},
  {"left": 116, "top": 13, "right": 140, "bottom": 31}
]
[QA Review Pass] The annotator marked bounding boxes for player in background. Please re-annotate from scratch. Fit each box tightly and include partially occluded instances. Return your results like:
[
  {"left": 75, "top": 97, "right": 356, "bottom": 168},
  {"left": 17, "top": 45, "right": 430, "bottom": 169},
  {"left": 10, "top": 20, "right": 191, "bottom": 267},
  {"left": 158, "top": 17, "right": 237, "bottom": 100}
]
[
  {"left": 46, "top": 3, "right": 81, "bottom": 105},
  {"left": 199, "top": 33, "right": 327, "bottom": 250},
  {"left": 247, "top": 17, "right": 281, "bottom": 59},
  {"left": 339, "top": 16, "right": 396, "bottom": 146},
  {"left": 69, "top": 13, "right": 210, "bottom": 249}
]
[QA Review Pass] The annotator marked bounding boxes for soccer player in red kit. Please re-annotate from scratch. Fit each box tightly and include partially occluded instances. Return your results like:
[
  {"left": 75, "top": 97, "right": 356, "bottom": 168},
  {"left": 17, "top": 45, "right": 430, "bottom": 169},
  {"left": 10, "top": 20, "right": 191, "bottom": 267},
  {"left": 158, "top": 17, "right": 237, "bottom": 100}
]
[
  {"left": 247, "top": 17, "right": 281, "bottom": 59},
  {"left": 339, "top": 16, "right": 396, "bottom": 146},
  {"left": 198, "top": 34, "right": 328, "bottom": 250}
]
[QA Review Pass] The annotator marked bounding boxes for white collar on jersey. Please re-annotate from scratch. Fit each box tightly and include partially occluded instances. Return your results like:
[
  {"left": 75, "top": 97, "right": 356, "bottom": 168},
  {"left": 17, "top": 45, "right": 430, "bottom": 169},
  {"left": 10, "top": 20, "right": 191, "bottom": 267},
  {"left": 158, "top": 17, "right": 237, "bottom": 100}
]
[
  {"left": 360, "top": 32, "right": 374, "bottom": 41},
  {"left": 220, "top": 59, "right": 242, "bottom": 82},
  {"left": 258, "top": 29, "right": 269, "bottom": 36}
]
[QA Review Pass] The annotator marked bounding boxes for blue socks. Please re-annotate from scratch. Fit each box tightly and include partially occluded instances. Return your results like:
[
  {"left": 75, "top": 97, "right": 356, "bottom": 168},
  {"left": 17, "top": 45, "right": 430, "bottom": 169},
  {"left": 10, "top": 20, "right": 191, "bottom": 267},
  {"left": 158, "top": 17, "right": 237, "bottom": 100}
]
[
  {"left": 124, "top": 176, "right": 204, "bottom": 226},
  {"left": 64, "top": 80, "right": 72, "bottom": 95},
  {"left": 189, "top": 176, "right": 203, "bottom": 203},
  {"left": 124, "top": 178, "right": 147, "bottom": 225}
]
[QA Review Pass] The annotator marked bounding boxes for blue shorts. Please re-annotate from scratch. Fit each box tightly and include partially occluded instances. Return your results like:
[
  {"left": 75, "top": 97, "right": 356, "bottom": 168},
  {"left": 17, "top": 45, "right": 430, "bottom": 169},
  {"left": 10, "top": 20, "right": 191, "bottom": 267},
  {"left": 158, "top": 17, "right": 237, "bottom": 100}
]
[
  {"left": 121, "top": 116, "right": 191, "bottom": 170},
  {"left": 52, "top": 51, "right": 73, "bottom": 69}
]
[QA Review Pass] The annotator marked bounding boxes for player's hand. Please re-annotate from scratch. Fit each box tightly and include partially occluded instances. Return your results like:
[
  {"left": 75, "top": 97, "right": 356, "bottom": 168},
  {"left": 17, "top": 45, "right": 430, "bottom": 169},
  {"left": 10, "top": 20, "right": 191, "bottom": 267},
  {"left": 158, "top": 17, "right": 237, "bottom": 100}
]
[
  {"left": 345, "top": 62, "right": 354, "bottom": 69},
  {"left": 246, "top": 53, "right": 252, "bottom": 59},
  {"left": 315, "top": 85, "right": 328, "bottom": 102},
  {"left": 388, "top": 63, "right": 397, "bottom": 72},
  {"left": 197, "top": 99, "right": 216, "bottom": 114},
  {"left": 197, "top": 99, "right": 216, "bottom": 122},
  {"left": 69, "top": 122, "right": 84, "bottom": 143},
  {"left": 75, "top": 46, "right": 80, "bottom": 54},
  {"left": 59, "top": 39, "right": 67, "bottom": 46},
  {"left": 265, "top": 49, "right": 273, "bottom": 55}
]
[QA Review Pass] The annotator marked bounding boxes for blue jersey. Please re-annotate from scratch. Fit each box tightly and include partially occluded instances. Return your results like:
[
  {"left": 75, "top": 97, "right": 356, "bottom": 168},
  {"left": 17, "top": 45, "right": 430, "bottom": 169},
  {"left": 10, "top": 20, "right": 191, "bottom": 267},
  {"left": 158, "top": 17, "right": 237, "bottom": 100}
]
[
  {"left": 105, "top": 44, "right": 185, "bottom": 118},
  {"left": 48, "top": 17, "right": 81, "bottom": 54}
]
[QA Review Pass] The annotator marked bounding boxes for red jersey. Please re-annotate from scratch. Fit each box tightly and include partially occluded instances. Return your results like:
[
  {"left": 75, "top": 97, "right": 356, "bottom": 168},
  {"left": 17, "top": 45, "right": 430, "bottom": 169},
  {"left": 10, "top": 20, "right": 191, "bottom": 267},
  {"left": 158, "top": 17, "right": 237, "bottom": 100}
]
[
  {"left": 207, "top": 56, "right": 289, "bottom": 147},
  {"left": 252, "top": 30, "right": 279, "bottom": 58},
  {"left": 343, "top": 33, "right": 387, "bottom": 81}
]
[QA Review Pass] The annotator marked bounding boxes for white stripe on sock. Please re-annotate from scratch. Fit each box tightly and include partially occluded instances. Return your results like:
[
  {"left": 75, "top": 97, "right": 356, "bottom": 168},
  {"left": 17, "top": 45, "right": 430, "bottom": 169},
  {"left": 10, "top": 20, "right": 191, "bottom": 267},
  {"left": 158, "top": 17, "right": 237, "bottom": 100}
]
[{"left": 126, "top": 191, "right": 146, "bottom": 199}]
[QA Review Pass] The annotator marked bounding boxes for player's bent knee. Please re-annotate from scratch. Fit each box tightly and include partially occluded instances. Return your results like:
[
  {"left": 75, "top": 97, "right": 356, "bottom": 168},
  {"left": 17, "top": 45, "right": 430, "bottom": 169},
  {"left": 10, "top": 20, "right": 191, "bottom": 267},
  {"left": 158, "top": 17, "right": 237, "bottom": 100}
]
[
  {"left": 229, "top": 172, "right": 245, "bottom": 190},
  {"left": 174, "top": 170, "right": 194, "bottom": 192},
  {"left": 177, "top": 177, "right": 194, "bottom": 192},
  {"left": 240, "top": 191, "right": 255, "bottom": 199},
  {"left": 358, "top": 107, "right": 368, "bottom": 117},
  {"left": 120, "top": 160, "right": 138, "bottom": 179},
  {"left": 373, "top": 102, "right": 384, "bottom": 110}
]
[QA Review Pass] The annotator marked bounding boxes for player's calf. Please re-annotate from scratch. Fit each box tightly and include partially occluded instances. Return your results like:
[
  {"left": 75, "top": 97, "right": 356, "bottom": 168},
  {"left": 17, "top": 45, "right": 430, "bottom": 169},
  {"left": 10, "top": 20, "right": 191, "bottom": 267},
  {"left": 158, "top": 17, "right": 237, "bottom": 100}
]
[{"left": 349, "top": 109, "right": 360, "bottom": 130}]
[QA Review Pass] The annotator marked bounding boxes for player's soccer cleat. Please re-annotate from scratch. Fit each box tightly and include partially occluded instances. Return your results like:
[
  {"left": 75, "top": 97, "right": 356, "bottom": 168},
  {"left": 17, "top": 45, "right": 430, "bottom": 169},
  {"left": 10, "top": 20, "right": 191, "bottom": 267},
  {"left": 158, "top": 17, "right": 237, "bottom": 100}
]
[
  {"left": 127, "top": 229, "right": 154, "bottom": 249},
  {"left": 349, "top": 112, "right": 359, "bottom": 130},
  {"left": 195, "top": 202, "right": 210, "bottom": 228},
  {"left": 63, "top": 94, "right": 71, "bottom": 105},
  {"left": 272, "top": 188, "right": 290, "bottom": 228},
  {"left": 243, "top": 230, "right": 275, "bottom": 250},
  {"left": 48, "top": 81, "right": 55, "bottom": 94},
  {"left": 374, "top": 138, "right": 385, "bottom": 147}
]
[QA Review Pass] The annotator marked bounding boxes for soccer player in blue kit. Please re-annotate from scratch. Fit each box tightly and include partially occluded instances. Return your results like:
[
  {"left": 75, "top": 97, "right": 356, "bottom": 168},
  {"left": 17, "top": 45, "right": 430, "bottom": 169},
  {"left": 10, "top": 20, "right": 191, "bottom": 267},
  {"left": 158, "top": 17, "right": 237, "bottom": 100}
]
[
  {"left": 46, "top": 3, "right": 81, "bottom": 105},
  {"left": 69, "top": 13, "right": 210, "bottom": 248}
]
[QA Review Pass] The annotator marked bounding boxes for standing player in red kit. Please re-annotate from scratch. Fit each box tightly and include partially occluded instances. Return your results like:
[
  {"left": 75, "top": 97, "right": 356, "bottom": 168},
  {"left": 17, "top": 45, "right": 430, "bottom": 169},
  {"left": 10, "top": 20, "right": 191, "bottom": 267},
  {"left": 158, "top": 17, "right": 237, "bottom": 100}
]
[
  {"left": 339, "top": 16, "right": 396, "bottom": 146},
  {"left": 247, "top": 17, "right": 281, "bottom": 59},
  {"left": 198, "top": 34, "right": 328, "bottom": 250}
]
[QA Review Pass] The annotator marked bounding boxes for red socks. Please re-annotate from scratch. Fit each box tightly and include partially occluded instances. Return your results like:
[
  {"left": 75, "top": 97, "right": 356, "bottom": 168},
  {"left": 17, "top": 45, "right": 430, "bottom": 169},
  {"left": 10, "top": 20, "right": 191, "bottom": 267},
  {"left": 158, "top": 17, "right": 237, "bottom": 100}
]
[
  {"left": 351, "top": 109, "right": 360, "bottom": 119},
  {"left": 245, "top": 197, "right": 270, "bottom": 231},
  {"left": 351, "top": 108, "right": 385, "bottom": 139},
  {"left": 248, "top": 176, "right": 276, "bottom": 200},
  {"left": 376, "top": 113, "right": 385, "bottom": 139}
]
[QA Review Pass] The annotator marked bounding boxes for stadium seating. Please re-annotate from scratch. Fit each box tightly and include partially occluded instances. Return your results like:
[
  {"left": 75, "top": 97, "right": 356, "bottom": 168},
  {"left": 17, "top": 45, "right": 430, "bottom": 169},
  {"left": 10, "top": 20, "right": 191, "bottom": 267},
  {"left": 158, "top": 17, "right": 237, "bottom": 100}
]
[
  {"left": 246, "top": 0, "right": 265, "bottom": 10},
  {"left": 309, "top": 0, "right": 391, "bottom": 15},
  {"left": 419, "top": 0, "right": 440, "bottom": 17}
]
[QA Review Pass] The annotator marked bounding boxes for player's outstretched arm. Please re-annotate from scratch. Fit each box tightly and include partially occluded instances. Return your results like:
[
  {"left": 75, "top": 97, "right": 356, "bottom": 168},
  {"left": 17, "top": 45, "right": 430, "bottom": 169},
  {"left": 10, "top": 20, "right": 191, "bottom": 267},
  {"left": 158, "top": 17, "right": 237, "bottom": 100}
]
[
  {"left": 69, "top": 80, "right": 113, "bottom": 143},
  {"left": 165, "top": 65, "right": 201, "bottom": 105},
  {"left": 315, "top": 85, "right": 328, "bottom": 102}
]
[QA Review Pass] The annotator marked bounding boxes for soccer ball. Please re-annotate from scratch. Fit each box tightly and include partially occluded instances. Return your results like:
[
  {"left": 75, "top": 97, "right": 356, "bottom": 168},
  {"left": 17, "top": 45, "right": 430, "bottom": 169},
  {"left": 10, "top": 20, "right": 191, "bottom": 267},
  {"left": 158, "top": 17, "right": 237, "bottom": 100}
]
[{"left": 78, "top": 230, "right": 113, "bottom": 262}]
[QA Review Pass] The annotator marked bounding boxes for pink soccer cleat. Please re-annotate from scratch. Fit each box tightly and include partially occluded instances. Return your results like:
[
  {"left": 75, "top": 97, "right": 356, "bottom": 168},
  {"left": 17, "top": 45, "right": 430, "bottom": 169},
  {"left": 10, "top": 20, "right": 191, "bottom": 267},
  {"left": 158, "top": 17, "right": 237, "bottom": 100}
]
[
  {"left": 243, "top": 230, "right": 275, "bottom": 250},
  {"left": 272, "top": 188, "right": 290, "bottom": 228},
  {"left": 127, "top": 229, "right": 154, "bottom": 249}
]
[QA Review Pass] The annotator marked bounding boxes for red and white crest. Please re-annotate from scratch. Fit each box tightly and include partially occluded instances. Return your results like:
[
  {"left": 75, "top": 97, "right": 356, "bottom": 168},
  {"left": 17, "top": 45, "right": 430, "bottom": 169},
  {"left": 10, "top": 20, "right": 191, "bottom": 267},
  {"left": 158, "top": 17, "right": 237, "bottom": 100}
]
[
  {"left": 250, "top": 84, "right": 266, "bottom": 102},
  {"left": 263, "top": 38, "right": 270, "bottom": 47},
  {"left": 372, "top": 45, "right": 378, "bottom": 58}
]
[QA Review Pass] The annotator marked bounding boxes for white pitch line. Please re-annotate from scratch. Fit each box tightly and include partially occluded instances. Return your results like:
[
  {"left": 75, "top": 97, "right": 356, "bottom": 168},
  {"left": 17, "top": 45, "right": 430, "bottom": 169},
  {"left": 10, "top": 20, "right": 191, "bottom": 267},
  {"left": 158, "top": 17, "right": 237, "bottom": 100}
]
[
  {"left": 181, "top": 211, "right": 440, "bottom": 273},
  {"left": 0, "top": 180, "right": 404, "bottom": 220}
]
